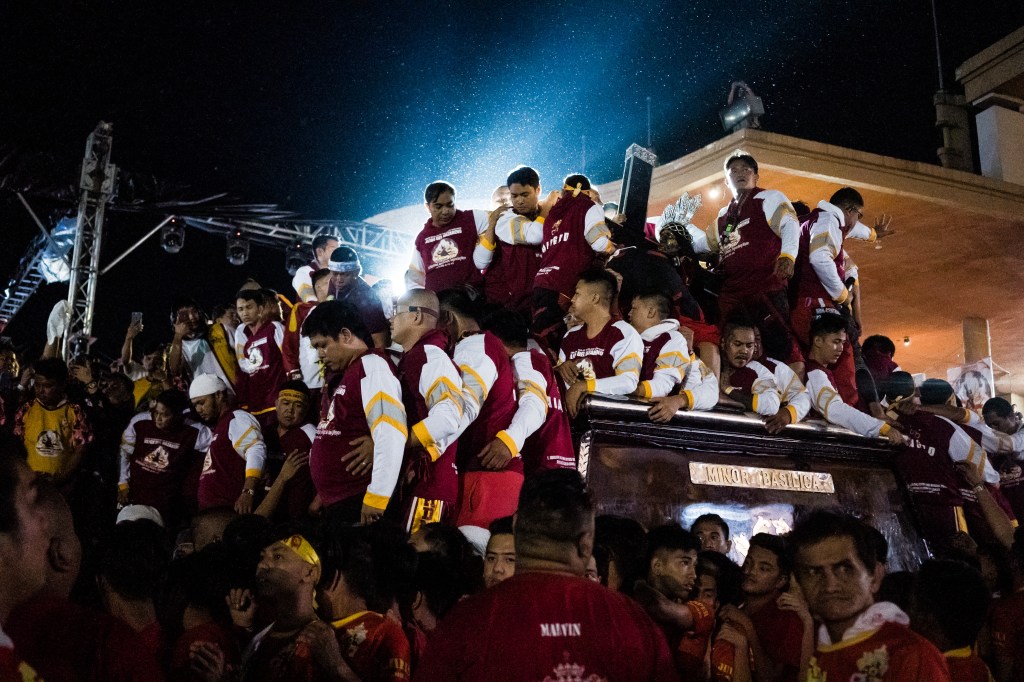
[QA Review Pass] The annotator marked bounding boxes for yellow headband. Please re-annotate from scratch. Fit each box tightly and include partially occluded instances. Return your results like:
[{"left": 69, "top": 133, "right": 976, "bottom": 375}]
[
  {"left": 278, "top": 389, "right": 309, "bottom": 403},
  {"left": 277, "top": 534, "right": 320, "bottom": 567},
  {"left": 563, "top": 182, "right": 584, "bottom": 197}
]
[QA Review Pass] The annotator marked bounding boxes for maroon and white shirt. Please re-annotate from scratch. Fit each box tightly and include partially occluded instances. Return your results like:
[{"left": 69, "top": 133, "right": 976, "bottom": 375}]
[
  {"left": 805, "top": 359, "right": 890, "bottom": 438},
  {"left": 558, "top": 320, "right": 643, "bottom": 396},
  {"left": 310, "top": 350, "right": 406, "bottom": 510},
  {"left": 795, "top": 201, "right": 874, "bottom": 306},
  {"left": 760, "top": 356, "right": 812, "bottom": 422},
  {"left": 198, "top": 409, "right": 266, "bottom": 509},
  {"left": 509, "top": 349, "right": 575, "bottom": 474},
  {"left": 118, "top": 412, "right": 212, "bottom": 511},
  {"left": 637, "top": 319, "right": 692, "bottom": 398},
  {"left": 398, "top": 329, "right": 462, "bottom": 504},
  {"left": 234, "top": 321, "right": 287, "bottom": 414},
  {"left": 534, "top": 194, "right": 614, "bottom": 299},
  {"left": 688, "top": 187, "right": 799, "bottom": 297},
  {"left": 452, "top": 331, "right": 520, "bottom": 475},
  {"left": 406, "top": 209, "right": 489, "bottom": 292},
  {"left": 477, "top": 209, "right": 545, "bottom": 312}
]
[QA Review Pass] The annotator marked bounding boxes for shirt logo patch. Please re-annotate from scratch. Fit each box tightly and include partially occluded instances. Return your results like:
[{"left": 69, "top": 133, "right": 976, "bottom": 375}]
[
  {"left": 34, "top": 430, "right": 64, "bottom": 458},
  {"left": 141, "top": 445, "right": 171, "bottom": 472},
  {"left": 431, "top": 237, "right": 460, "bottom": 264}
]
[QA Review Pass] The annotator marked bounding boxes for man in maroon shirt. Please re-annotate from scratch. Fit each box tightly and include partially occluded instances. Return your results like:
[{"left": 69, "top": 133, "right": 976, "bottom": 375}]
[
  {"left": 406, "top": 181, "right": 491, "bottom": 293},
  {"left": 416, "top": 469, "right": 678, "bottom": 680},
  {"left": 234, "top": 288, "right": 287, "bottom": 429},
  {"left": 256, "top": 381, "right": 317, "bottom": 523},
  {"left": 0, "top": 452, "right": 49, "bottom": 682},
  {"left": 7, "top": 480, "right": 163, "bottom": 681},
  {"left": 303, "top": 301, "right": 406, "bottom": 526}
]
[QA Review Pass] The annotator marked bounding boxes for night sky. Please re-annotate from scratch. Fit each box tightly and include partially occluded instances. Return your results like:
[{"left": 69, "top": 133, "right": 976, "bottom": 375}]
[{"left": 1, "top": 1, "right": 1021, "bottom": 357}]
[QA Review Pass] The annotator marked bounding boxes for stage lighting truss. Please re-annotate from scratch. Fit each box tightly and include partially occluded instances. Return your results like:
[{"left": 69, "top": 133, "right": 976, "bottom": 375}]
[
  {"left": 226, "top": 228, "right": 250, "bottom": 266},
  {"left": 161, "top": 217, "right": 186, "bottom": 254}
]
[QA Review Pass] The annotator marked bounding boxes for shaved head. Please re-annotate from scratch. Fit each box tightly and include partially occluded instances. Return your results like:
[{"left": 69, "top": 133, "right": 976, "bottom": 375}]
[
  {"left": 392, "top": 288, "right": 442, "bottom": 349},
  {"left": 399, "top": 288, "right": 439, "bottom": 315}
]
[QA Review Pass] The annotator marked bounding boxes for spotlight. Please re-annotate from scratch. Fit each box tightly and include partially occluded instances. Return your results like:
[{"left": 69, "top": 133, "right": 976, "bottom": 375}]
[
  {"left": 903, "top": 336, "right": 911, "bottom": 347},
  {"left": 720, "top": 81, "right": 764, "bottom": 133},
  {"left": 161, "top": 217, "right": 185, "bottom": 254},
  {"left": 708, "top": 186, "right": 722, "bottom": 200},
  {"left": 285, "top": 240, "right": 310, "bottom": 276},
  {"left": 226, "top": 228, "right": 249, "bottom": 266}
]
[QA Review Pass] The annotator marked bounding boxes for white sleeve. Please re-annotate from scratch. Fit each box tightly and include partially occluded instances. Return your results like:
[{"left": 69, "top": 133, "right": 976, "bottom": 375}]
[
  {"left": 359, "top": 355, "right": 407, "bottom": 509},
  {"left": 471, "top": 210, "right": 497, "bottom": 269},
  {"left": 454, "top": 336, "right": 499, "bottom": 436},
  {"left": 682, "top": 357, "right": 719, "bottom": 411},
  {"left": 192, "top": 423, "right": 214, "bottom": 452},
  {"left": 684, "top": 223, "right": 714, "bottom": 255},
  {"left": 806, "top": 369, "right": 887, "bottom": 438},
  {"left": 808, "top": 214, "right": 848, "bottom": 302},
  {"left": 774, "top": 362, "right": 811, "bottom": 422},
  {"left": 761, "top": 190, "right": 800, "bottom": 261},
  {"left": 474, "top": 238, "right": 495, "bottom": 269},
  {"left": 273, "top": 322, "right": 285, "bottom": 350},
  {"left": 228, "top": 411, "right": 266, "bottom": 477},
  {"left": 292, "top": 266, "right": 315, "bottom": 303},
  {"left": 584, "top": 204, "right": 614, "bottom": 255},
  {"left": 637, "top": 331, "right": 691, "bottom": 399},
  {"left": 233, "top": 327, "right": 248, "bottom": 367},
  {"left": 412, "top": 346, "right": 465, "bottom": 462},
  {"left": 940, "top": 418, "right": 1001, "bottom": 485},
  {"left": 118, "top": 413, "right": 148, "bottom": 486},
  {"left": 499, "top": 353, "right": 549, "bottom": 456},
  {"left": 747, "top": 361, "right": 782, "bottom": 417},
  {"left": 958, "top": 410, "right": 1020, "bottom": 457},
  {"left": 847, "top": 221, "right": 876, "bottom": 242},
  {"left": 405, "top": 250, "right": 426, "bottom": 290},
  {"left": 495, "top": 210, "right": 544, "bottom": 246},
  {"left": 589, "top": 322, "right": 642, "bottom": 396}
]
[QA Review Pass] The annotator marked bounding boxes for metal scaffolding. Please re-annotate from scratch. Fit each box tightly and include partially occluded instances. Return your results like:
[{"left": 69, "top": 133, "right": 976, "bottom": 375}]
[{"left": 64, "top": 122, "right": 117, "bottom": 359}]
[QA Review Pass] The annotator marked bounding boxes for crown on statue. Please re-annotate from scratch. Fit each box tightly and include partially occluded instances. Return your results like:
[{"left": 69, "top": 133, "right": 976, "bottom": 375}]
[{"left": 661, "top": 192, "right": 702, "bottom": 228}]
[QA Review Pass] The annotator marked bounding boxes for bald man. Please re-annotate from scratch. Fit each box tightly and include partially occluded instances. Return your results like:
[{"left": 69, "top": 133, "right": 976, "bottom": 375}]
[
  {"left": 6, "top": 480, "right": 163, "bottom": 681},
  {"left": 390, "top": 289, "right": 465, "bottom": 532}
]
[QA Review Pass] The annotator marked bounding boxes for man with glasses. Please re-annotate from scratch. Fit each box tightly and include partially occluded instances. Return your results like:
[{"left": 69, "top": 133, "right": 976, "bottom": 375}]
[
  {"left": 791, "top": 187, "right": 895, "bottom": 405},
  {"left": 390, "top": 288, "right": 465, "bottom": 532}
]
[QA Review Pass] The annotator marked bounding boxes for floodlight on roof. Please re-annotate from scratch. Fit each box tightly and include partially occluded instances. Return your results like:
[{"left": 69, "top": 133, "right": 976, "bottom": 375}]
[{"left": 720, "top": 81, "right": 764, "bottom": 133}]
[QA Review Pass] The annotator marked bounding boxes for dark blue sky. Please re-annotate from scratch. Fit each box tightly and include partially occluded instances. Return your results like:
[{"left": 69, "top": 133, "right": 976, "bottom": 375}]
[{"left": 0, "top": 1, "right": 1020, "bottom": 353}]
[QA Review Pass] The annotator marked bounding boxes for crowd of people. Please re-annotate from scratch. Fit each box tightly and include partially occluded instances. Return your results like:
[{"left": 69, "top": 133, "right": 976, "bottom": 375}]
[{"left": 0, "top": 149, "right": 1022, "bottom": 680}]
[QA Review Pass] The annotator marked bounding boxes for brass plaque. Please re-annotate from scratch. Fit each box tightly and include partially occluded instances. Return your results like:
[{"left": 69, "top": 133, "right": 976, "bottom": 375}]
[{"left": 689, "top": 462, "right": 835, "bottom": 494}]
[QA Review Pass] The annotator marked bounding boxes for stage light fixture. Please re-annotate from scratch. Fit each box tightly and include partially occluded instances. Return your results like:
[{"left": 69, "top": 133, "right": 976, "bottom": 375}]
[
  {"left": 904, "top": 336, "right": 911, "bottom": 347},
  {"left": 161, "top": 217, "right": 185, "bottom": 254},
  {"left": 226, "top": 228, "right": 250, "bottom": 266},
  {"left": 285, "top": 240, "right": 310, "bottom": 275},
  {"left": 720, "top": 81, "right": 764, "bottom": 133}
]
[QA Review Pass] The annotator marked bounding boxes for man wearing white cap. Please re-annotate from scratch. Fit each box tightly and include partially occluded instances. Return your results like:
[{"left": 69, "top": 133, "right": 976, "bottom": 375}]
[
  {"left": 327, "top": 246, "right": 389, "bottom": 349},
  {"left": 189, "top": 373, "right": 267, "bottom": 514}
]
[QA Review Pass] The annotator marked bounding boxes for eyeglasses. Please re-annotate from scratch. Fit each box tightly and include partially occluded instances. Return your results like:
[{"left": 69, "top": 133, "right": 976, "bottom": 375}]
[
  {"left": 846, "top": 207, "right": 864, "bottom": 221},
  {"left": 394, "top": 305, "right": 438, "bottom": 317}
]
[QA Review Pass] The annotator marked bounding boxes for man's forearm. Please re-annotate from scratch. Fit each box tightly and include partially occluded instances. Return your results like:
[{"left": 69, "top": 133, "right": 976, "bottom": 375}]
[{"left": 167, "top": 338, "right": 184, "bottom": 376}]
